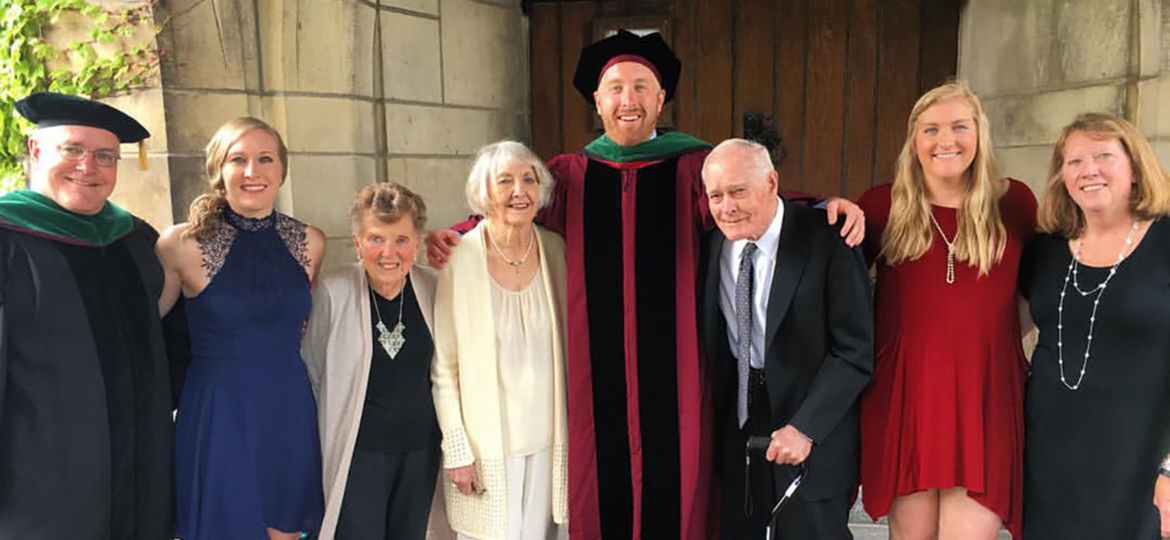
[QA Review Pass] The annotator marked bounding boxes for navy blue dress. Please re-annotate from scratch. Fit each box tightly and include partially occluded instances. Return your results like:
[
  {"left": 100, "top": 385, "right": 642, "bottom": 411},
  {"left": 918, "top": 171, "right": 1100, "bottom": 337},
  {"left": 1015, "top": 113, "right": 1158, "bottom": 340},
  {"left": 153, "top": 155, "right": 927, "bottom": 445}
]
[{"left": 174, "top": 209, "right": 323, "bottom": 540}]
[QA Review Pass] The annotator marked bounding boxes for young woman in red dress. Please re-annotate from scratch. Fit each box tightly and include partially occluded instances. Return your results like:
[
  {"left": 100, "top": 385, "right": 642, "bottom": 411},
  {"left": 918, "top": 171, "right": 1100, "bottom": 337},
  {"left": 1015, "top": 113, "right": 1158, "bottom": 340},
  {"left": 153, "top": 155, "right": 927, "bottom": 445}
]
[{"left": 857, "top": 81, "right": 1036, "bottom": 540}]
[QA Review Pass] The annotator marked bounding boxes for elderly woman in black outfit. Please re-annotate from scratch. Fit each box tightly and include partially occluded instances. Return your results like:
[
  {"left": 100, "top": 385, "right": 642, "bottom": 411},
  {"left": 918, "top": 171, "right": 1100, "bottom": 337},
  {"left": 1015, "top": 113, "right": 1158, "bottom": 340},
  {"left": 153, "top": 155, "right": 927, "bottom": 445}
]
[
  {"left": 1021, "top": 112, "right": 1170, "bottom": 539},
  {"left": 302, "top": 182, "right": 452, "bottom": 540}
]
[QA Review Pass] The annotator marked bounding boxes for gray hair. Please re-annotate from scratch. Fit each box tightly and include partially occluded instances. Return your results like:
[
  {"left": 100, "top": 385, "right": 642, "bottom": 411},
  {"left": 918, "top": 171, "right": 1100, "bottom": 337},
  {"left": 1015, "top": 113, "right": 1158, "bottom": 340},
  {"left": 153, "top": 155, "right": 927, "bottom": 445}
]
[
  {"left": 465, "top": 141, "right": 555, "bottom": 216},
  {"left": 702, "top": 138, "right": 776, "bottom": 181},
  {"left": 349, "top": 182, "right": 428, "bottom": 236}
]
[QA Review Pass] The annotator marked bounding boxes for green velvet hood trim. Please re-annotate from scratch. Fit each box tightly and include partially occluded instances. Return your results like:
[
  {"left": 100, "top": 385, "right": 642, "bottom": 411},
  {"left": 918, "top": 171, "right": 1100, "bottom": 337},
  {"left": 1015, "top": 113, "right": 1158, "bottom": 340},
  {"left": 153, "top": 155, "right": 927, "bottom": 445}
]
[
  {"left": 0, "top": 190, "right": 133, "bottom": 246},
  {"left": 583, "top": 131, "right": 710, "bottom": 163}
]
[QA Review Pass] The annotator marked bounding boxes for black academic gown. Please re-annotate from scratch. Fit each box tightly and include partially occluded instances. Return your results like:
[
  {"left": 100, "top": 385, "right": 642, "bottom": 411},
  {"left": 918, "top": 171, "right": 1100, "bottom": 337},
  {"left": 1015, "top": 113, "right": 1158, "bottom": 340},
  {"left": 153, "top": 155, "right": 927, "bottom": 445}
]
[{"left": 0, "top": 219, "right": 173, "bottom": 540}]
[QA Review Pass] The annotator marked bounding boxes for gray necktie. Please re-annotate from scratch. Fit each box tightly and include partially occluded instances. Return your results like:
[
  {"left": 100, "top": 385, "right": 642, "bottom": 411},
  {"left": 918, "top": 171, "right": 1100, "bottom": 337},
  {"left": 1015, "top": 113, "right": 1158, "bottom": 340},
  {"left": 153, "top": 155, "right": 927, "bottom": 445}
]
[{"left": 736, "top": 242, "right": 758, "bottom": 427}]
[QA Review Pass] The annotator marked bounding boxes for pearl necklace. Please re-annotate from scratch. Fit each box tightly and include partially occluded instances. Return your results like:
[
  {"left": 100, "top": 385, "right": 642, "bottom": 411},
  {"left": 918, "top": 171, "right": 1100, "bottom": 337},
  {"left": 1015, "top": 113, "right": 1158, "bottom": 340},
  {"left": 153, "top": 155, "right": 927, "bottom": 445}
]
[
  {"left": 1056, "top": 220, "right": 1138, "bottom": 391},
  {"left": 928, "top": 210, "right": 956, "bottom": 284},
  {"left": 487, "top": 223, "right": 535, "bottom": 274}
]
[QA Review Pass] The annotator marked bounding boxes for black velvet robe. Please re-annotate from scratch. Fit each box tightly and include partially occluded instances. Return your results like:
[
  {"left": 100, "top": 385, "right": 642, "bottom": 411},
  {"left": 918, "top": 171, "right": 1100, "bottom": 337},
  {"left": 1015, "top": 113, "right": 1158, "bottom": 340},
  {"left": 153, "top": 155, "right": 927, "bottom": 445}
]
[
  {"left": 0, "top": 219, "right": 173, "bottom": 539},
  {"left": 545, "top": 144, "right": 715, "bottom": 540}
]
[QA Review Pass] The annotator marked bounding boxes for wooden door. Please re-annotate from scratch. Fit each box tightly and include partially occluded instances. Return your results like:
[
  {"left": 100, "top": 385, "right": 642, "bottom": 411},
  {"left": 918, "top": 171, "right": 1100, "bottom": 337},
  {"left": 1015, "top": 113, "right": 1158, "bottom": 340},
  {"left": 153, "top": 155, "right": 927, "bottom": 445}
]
[{"left": 527, "top": 0, "right": 962, "bottom": 199}]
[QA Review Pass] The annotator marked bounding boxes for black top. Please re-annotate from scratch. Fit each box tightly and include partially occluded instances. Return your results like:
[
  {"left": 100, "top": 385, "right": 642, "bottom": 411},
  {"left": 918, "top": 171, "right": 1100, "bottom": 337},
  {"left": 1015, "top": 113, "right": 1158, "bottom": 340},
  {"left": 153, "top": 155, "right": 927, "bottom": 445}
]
[
  {"left": 0, "top": 220, "right": 173, "bottom": 539},
  {"left": 1021, "top": 217, "right": 1170, "bottom": 540},
  {"left": 354, "top": 279, "right": 439, "bottom": 454}
]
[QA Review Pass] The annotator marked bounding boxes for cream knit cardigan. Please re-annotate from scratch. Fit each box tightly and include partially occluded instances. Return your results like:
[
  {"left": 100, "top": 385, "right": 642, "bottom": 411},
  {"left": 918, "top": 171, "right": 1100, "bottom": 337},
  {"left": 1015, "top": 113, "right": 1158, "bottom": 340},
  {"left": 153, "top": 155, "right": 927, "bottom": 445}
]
[
  {"left": 302, "top": 262, "right": 454, "bottom": 540},
  {"left": 431, "top": 223, "right": 569, "bottom": 540}
]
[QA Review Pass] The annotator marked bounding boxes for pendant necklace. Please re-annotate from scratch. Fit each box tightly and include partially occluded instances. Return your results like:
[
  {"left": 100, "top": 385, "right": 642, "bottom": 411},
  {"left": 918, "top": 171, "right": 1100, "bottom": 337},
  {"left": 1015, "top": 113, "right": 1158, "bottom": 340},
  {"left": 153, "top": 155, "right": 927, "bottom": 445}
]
[
  {"left": 371, "top": 284, "right": 406, "bottom": 359},
  {"left": 487, "top": 224, "right": 535, "bottom": 274},
  {"left": 1056, "top": 220, "right": 1138, "bottom": 391},
  {"left": 928, "top": 210, "right": 956, "bottom": 284}
]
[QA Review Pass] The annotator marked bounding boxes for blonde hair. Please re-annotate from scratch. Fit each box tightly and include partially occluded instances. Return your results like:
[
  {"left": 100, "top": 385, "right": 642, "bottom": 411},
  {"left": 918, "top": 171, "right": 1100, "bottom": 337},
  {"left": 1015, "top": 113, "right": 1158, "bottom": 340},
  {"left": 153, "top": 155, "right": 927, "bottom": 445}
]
[
  {"left": 880, "top": 80, "right": 1006, "bottom": 276},
  {"left": 185, "top": 117, "right": 289, "bottom": 239},
  {"left": 349, "top": 182, "right": 428, "bottom": 236},
  {"left": 465, "top": 141, "right": 554, "bottom": 216},
  {"left": 1038, "top": 112, "right": 1170, "bottom": 237}
]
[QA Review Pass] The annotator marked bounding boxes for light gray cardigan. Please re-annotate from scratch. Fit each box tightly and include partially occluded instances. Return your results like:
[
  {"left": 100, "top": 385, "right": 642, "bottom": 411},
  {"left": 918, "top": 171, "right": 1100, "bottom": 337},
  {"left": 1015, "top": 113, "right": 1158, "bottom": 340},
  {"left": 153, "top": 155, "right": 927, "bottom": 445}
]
[{"left": 301, "top": 262, "right": 453, "bottom": 540}]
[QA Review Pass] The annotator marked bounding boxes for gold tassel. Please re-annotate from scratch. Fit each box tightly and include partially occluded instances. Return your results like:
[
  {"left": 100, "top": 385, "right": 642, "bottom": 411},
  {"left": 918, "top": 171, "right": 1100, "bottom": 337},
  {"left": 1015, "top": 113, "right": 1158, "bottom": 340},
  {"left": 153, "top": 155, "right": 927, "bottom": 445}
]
[{"left": 137, "top": 140, "right": 148, "bottom": 171}]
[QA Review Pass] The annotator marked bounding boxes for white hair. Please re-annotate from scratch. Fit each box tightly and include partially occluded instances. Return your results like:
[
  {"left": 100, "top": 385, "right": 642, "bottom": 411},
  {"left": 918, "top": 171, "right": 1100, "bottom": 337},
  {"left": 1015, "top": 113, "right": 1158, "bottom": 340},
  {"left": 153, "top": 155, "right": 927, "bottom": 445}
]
[
  {"left": 465, "top": 141, "right": 555, "bottom": 216},
  {"left": 702, "top": 138, "right": 775, "bottom": 182}
]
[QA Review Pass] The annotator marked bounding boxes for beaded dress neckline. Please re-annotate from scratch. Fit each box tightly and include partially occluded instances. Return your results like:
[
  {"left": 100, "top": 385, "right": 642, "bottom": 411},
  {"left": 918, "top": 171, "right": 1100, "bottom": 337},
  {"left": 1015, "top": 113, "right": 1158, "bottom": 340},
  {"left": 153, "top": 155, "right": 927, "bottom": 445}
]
[
  {"left": 224, "top": 208, "right": 275, "bottom": 231},
  {"left": 199, "top": 207, "right": 308, "bottom": 281}
]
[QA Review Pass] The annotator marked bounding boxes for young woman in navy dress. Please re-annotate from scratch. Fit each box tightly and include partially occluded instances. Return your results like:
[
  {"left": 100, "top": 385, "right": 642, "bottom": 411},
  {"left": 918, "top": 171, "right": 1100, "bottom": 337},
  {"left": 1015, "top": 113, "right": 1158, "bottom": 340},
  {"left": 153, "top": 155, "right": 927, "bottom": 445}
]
[{"left": 158, "top": 117, "right": 326, "bottom": 540}]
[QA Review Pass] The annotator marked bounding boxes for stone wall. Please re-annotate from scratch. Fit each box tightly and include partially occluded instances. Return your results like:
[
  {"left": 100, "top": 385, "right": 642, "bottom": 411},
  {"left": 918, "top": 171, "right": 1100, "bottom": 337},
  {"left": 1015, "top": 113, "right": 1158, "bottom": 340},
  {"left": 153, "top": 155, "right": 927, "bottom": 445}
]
[
  {"left": 153, "top": 0, "right": 530, "bottom": 269},
  {"left": 960, "top": 0, "right": 1166, "bottom": 195},
  {"left": 40, "top": 2, "right": 174, "bottom": 228}
]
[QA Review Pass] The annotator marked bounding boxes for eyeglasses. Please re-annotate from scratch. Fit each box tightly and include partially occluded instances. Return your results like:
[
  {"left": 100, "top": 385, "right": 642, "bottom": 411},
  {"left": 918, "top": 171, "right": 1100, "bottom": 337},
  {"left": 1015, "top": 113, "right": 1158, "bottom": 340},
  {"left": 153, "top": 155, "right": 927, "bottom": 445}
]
[{"left": 56, "top": 144, "right": 120, "bottom": 167}]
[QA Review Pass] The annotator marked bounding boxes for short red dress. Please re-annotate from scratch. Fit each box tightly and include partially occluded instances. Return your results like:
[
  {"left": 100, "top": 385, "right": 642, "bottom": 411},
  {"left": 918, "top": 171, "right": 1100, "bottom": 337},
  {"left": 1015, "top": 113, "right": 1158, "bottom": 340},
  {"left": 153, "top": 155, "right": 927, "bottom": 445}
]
[{"left": 858, "top": 180, "right": 1036, "bottom": 539}]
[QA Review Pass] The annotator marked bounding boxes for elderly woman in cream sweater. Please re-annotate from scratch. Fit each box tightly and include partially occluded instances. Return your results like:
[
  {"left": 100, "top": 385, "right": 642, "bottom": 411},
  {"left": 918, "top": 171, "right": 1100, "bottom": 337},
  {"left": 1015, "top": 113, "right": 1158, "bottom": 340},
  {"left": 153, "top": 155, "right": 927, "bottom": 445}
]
[{"left": 432, "top": 141, "right": 568, "bottom": 540}]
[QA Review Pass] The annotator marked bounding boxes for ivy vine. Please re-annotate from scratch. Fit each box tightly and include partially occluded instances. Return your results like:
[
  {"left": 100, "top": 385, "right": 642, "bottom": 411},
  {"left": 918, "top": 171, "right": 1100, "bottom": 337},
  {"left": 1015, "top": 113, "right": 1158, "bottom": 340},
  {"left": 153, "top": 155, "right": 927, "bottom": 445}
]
[{"left": 0, "top": 0, "right": 160, "bottom": 190}]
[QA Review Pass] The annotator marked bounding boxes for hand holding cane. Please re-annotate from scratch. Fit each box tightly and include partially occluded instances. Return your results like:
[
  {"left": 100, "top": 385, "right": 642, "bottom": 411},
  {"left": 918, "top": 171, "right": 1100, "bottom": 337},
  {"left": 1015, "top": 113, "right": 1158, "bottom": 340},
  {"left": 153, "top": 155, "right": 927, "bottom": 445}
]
[{"left": 746, "top": 436, "right": 808, "bottom": 540}]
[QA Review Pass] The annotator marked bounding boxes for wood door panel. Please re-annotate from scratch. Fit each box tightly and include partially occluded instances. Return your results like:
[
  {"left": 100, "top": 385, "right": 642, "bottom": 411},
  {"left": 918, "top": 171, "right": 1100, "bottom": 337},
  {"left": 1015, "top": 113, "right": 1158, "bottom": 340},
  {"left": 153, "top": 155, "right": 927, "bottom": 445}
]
[
  {"left": 528, "top": 0, "right": 959, "bottom": 197},
  {"left": 875, "top": 0, "right": 922, "bottom": 188},
  {"left": 559, "top": 2, "right": 598, "bottom": 153},
  {"left": 844, "top": 0, "right": 879, "bottom": 199},
  {"left": 804, "top": 0, "right": 849, "bottom": 197},
  {"left": 734, "top": 0, "right": 777, "bottom": 138},
  {"left": 773, "top": 0, "right": 808, "bottom": 190},
  {"left": 919, "top": 0, "right": 961, "bottom": 94},
  {"left": 671, "top": 0, "right": 700, "bottom": 135},
  {"left": 695, "top": 1, "right": 734, "bottom": 145},
  {"left": 531, "top": 3, "right": 562, "bottom": 160}
]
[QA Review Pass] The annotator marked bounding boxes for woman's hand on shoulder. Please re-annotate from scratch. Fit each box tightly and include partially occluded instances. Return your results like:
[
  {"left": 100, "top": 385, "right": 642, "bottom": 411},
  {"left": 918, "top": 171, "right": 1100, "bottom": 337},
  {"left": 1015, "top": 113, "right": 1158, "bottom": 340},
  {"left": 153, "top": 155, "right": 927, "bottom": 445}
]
[{"left": 305, "top": 224, "right": 326, "bottom": 287}]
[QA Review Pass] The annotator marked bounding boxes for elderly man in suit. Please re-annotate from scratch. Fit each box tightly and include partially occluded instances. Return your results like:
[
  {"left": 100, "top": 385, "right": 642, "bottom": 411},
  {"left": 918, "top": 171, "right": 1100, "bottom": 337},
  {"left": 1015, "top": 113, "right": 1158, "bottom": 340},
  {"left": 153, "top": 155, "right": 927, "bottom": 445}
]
[{"left": 700, "top": 139, "right": 873, "bottom": 539}]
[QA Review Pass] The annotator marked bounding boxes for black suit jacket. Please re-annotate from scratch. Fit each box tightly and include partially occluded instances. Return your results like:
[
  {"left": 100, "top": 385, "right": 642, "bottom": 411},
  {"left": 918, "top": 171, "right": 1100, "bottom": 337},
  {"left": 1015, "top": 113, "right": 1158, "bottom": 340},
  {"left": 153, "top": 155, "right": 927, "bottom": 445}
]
[{"left": 701, "top": 200, "right": 874, "bottom": 500}]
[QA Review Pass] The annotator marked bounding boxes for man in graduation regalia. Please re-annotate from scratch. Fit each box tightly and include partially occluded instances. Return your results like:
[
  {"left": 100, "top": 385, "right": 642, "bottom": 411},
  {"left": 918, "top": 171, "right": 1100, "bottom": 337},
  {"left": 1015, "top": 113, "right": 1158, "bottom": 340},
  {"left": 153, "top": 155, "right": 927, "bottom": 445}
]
[
  {"left": 427, "top": 31, "right": 863, "bottom": 540},
  {"left": 538, "top": 32, "right": 718, "bottom": 540},
  {"left": 0, "top": 92, "right": 173, "bottom": 539}
]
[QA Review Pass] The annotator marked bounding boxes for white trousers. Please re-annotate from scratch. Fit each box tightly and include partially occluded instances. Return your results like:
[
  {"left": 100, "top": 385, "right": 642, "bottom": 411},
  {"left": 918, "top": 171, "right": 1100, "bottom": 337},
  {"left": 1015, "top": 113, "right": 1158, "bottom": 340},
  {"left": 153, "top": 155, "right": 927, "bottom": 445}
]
[{"left": 456, "top": 449, "right": 564, "bottom": 540}]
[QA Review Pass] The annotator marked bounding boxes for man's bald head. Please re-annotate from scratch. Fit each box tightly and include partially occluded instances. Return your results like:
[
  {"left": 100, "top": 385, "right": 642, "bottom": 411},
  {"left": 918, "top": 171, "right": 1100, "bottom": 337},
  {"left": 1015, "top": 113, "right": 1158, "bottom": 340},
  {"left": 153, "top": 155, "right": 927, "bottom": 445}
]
[
  {"left": 702, "top": 139, "right": 780, "bottom": 241},
  {"left": 702, "top": 139, "right": 775, "bottom": 180}
]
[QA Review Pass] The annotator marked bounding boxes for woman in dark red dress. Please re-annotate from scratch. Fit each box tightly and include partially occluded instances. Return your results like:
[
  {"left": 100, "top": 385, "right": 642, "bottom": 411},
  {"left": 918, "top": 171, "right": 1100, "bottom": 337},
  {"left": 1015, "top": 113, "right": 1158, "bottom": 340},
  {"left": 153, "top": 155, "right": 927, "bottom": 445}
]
[{"left": 858, "top": 81, "right": 1036, "bottom": 540}]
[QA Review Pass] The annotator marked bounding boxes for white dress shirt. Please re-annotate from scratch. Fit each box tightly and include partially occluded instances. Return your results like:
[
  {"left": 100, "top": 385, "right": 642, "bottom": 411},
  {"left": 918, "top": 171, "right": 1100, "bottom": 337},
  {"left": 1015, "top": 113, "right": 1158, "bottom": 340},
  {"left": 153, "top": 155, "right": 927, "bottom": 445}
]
[{"left": 718, "top": 198, "right": 784, "bottom": 369}]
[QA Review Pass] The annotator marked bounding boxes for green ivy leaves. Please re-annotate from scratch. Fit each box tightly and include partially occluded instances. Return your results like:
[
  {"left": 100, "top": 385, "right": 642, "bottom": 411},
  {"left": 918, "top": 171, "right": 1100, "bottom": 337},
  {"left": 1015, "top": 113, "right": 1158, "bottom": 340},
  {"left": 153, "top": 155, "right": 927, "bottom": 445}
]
[{"left": 0, "top": 0, "right": 159, "bottom": 190}]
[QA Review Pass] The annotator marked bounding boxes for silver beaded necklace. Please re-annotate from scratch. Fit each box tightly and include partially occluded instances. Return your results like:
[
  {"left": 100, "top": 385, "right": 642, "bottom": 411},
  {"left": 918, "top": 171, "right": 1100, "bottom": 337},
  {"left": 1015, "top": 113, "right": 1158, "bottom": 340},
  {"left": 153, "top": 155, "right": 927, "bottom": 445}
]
[
  {"left": 370, "top": 285, "right": 406, "bottom": 359},
  {"left": 1056, "top": 220, "right": 1138, "bottom": 391}
]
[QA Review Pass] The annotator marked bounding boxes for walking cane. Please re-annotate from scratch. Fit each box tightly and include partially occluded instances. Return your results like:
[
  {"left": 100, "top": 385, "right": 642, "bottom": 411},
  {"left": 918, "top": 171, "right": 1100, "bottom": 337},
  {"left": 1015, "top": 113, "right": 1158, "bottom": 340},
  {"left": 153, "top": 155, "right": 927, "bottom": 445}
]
[{"left": 746, "top": 436, "right": 808, "bottom": 540}]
